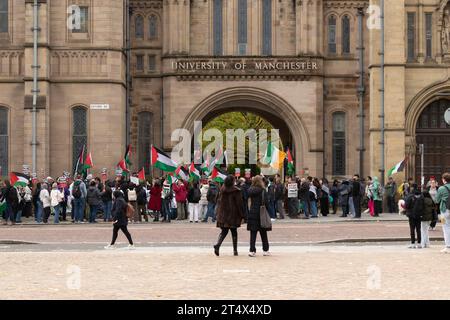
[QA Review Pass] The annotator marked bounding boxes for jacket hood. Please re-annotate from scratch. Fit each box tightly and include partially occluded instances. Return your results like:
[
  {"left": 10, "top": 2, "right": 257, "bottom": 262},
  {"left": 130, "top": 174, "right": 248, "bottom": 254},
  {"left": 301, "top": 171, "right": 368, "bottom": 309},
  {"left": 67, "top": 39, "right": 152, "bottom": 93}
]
[{"left": 221, "top": 186, "right": 240, "bottom": 194}]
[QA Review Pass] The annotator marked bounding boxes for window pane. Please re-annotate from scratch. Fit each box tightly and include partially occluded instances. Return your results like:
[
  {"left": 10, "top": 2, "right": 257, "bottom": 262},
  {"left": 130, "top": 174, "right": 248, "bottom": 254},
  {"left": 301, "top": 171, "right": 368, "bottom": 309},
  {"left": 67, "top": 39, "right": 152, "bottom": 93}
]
[
  {"left": 262, "top": 0, "right": 272, "bottom": 55},
  {"left": 0, "top": 107, "right": 7, "bottom": 175},
  {"left": 342, "top": 16, "right": 350, "bottom": 54},
  {"left": 0, "top": 107, "right": 7, "bottom": 135},
  {"left": 148, "top": 55, "right": 156, "bottom": 71},
  {"left": 72, "top": 7, "right": 88, "bottom": 33},
  {"left": 328, "top": 16, "right": 336, "bottom": 54},
  {"left": 407, "top": 13, "right": 416, "bottom": 60},
  {"left": 135, "top": 15, "right": 144, "bottom": 38},
  {"left": 149, "top": 15, "right": 158, "bottom": 39},
  {"left": 425, "top": 13, "right": 432, "bottom": 58},
  {"left": 332, "top": 113, "right": 346, "bottom": 176},
  {"left": 213, "top": 0, "right": 223, "bottom": 55},
  {"left": 238, "top": 0, "right": 247, "bottom": 47},
  {"left": 138, "top": 112, "right": 152, "bottom": 174},
  {"left": 72, "top": 107, "right": 87, "bottom": 173},
  {"left": 0, "top": 0, "right": 7, "bottom": 33},
  {"left": 136, "top": 55, "right": 144, "bottom": 71}
]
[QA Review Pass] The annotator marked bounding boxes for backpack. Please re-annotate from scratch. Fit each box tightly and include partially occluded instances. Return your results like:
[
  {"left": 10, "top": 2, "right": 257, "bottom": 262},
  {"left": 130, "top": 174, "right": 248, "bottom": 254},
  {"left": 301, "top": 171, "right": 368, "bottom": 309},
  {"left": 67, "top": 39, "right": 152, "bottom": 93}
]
[
  {"left": 72, "top": 182, "right": 82, "bottom": 199},
  {"left": 192, "top": 187, "right": 201, "bottom": 202},
  {"left": 128, "top": 189, "right": 137, "bottom": 202}
]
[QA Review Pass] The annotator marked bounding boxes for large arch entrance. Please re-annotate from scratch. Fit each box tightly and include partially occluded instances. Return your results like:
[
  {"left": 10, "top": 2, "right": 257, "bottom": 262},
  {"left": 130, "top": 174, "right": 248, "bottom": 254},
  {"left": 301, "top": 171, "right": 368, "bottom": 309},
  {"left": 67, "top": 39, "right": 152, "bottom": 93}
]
[{"left": 181, "top": 87, "right": 311, "bottom": 175}]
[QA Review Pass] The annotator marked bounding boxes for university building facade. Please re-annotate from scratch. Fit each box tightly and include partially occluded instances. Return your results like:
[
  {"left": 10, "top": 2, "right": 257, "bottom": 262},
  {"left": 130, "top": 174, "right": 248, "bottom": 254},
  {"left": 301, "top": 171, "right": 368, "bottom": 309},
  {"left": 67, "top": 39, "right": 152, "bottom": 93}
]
[{"left": 0, "top": 0, "right": 449, "bottom": 182}]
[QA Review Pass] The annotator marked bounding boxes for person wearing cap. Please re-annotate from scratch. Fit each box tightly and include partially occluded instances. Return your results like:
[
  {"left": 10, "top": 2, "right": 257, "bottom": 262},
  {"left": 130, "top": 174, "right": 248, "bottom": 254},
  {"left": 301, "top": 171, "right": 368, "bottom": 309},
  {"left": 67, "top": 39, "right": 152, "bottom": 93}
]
[{"left": 50, "top": 183, "right": 64, "bottom": 224}]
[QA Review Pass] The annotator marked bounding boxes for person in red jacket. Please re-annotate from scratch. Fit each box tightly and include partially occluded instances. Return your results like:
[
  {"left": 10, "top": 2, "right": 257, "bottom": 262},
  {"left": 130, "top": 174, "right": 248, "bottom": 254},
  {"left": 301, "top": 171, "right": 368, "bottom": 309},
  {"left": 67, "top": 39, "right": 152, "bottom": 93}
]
[
  {"left": 173, "top": 180, "right": 188, "bottom": 220},
  {"left": 148, "top": 180, "right": 162, "bottom": 222}
]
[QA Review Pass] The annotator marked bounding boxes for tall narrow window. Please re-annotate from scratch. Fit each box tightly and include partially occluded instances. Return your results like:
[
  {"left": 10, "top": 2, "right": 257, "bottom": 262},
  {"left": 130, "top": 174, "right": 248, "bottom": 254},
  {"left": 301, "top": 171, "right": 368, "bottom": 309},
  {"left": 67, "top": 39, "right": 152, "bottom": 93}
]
[
  {"left": 0, "top": 107, "right": 8, "bottom": 175},
  {"left": 425, "top": 13, "right": 433, "bottom": 59},
  {"left": 407, "top": 12, "right": 416, "bottom": 61},
  {"left": 72, "top": 107, "right": 88, "bottom": 173},
  {"left": 148, "top": 55, "right": 156, "bottom": 71},
  {"left": 332, "top": 112, "right": 346, "bottom": 176},
  {"left": 135, "top": 15, "right": 144, "bottom": 39},
  {"left": 328, "top": 15, "right": 337, "bottom": 54},
  {"left": 213, "top": 0, "right": 223, "bottom": 56},
  {"left": 0, "top": 0, "right": 8, "bottom": 33},
  {"left": 238, "top": 0, "right": 248, "bottom": 55},
  {"left": 72, "top": 7, "right": 89, "bottom": 33},
  {"left": 136, "top": 55, "right": 144, "bottom": 71},
  {"left": 342, "top": 15, "right": 351, "bottom": 54},
  {"left": 262, "top": 0, "right": 272, "bottom": 55},
  {"left": 138, "top": 112, "right": 152, "bottom": 174},
  {"left": 149, "top": 14, "right": 158, "bottom": 40}
]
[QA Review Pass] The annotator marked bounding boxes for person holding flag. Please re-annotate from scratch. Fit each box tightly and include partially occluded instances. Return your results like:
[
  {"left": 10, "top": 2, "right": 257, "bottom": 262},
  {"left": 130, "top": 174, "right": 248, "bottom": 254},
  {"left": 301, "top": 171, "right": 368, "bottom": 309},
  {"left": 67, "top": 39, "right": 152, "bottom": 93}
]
[{"left": 118, "top": 145, "right": 133, "bottom": 176}]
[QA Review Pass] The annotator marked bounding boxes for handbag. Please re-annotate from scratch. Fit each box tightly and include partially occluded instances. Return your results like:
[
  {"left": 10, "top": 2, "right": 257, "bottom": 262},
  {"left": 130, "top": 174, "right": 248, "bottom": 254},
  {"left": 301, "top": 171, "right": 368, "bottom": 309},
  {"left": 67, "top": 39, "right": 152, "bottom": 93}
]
[{"left": 259, "top": 190, "right": 272, "bottom": 229}]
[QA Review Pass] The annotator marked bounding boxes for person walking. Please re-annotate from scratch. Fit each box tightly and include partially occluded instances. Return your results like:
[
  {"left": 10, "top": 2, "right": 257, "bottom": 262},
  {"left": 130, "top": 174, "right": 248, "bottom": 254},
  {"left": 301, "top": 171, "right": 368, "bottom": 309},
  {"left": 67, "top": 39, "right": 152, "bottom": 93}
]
[
  {"left": 173, "top": 180, "right": 188, "bottom": 220},
  {"left": 213, "top": 175, "right": 245, "bottom": 256},
  {"left": 436, "top": 173, "right": 450, "bottom": 253},
  {"left": 104, "top": 190, "right": 134, "bottom": 249},
  {"left": 148, "top": 180, "right": 162, "bottom": 222},
  {"left": 203, "top": 180, "right": 219, "bottom": 223},
  {"left": 40, "top": 183, "right": 51, "bottom": 224},
  {"left": 187, "top": 181, "right": 201, "bottom": 223},
  {"left": 405, "top": 185, "right": 423, "bottom": 249},
  {"left": 101, "top": 181, "right": 113, "bottom": 222},
  {"left": 420, "top": 191, "right": 435, "bottom": 249},
  {"left": 247, "top": 175, "right": 272, "bottom": 257},
  {"left": 50, "top": 183, "right": 64, "bottom": 224},
  {"left": 86, "top": 180, "right": 102, "bottom": 223}
]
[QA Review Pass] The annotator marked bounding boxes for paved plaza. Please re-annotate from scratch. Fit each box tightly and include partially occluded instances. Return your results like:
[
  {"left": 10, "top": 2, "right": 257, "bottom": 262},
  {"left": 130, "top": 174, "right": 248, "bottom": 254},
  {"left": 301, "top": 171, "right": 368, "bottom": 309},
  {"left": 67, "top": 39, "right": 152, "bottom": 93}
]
[{"left": 0, "top": 216, "right": 449, "bottom": 300}]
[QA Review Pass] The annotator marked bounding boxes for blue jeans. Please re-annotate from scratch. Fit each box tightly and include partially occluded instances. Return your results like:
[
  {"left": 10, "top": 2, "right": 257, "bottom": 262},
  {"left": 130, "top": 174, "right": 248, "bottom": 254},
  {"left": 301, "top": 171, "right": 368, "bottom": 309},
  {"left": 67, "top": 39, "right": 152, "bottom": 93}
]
[
  {"left": 203, "top": 203, "right": 216, "bottom": 222},
  {"left": 349, "top": 197, "right": 356, "bottom": 216},
  {"left": 310, "top": 200, "right": 318, "bottom": 217},
  {"left": 35, "top": 201, "right": 43, "bottom": 223},
  {"left": 4, "top": 203, "right": 14, "bottom": 222},
  {"left": 53, "top": 204, "right": 61, "bottom": 224},
  {"left": 74, "top": 198, "right": 85, "bottom": 222},
  {"left": 103, "top": 201, "right": 112, "bottom": 221},
  {"left": 89, "top": 204, "right": 98, "bottom": 223},
  {"left": 15, "top": 209, "right": 22, "bottom": 223},
  {"left": 162, "top": 199, "right": 171, "bottom": 221}
]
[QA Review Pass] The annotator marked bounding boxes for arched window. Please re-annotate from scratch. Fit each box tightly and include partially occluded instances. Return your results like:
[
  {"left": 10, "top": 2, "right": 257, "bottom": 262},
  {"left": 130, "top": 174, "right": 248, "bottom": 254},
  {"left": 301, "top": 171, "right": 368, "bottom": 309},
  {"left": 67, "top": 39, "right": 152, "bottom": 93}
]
[
  {"left": 332, "top": 112, "right": 346, "bottom": 176},
  {"left": 149, "top": 14, "right": 158, "bottom": 40},
  {"left": 213, "top": 0, "right": 223, "bottom": 56},
  {"left": 0, "top": 0, "right": 8, "bottom": 33},
  {"left": 262, "top": 0, "right": 272, "bottom": 56},
  {"left": 237, "top": 0, "right": 248, "bottom": 55},
  {"left": 138, "top": 112, "right": 152, "bottom": 174},
  {"left": 328, "top": 15, "right": 337, "bottom": 54},
  {"left": 342, "top": 15, "right": 350, "bottom": 54},
  {"left": 0, "top": 107, "right": 8, "bottom": 175},
  {"left": 135, "top": 15, "right": 144, "bottom": 39},
  {"left": 72, "top": 107, "right": 88, "bottom": 173}
]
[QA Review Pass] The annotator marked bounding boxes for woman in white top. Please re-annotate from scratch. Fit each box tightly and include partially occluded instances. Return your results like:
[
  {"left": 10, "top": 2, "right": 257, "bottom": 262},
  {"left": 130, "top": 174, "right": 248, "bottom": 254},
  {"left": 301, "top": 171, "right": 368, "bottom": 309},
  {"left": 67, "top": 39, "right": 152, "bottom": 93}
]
[
  {"left": 40, "top": 183, "right": 51, "bottom": 224},
  {"left": 50, "top": 183, "right": 64, "bottom": 224}
]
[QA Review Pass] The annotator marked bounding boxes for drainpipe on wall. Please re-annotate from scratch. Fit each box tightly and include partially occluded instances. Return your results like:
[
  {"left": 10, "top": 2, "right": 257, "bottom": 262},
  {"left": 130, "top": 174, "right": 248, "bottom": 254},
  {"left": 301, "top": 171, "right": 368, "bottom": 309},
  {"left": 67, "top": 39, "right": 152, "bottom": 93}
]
[
  {"left": 31, "top": 0, "right": 40, "bottom": 174},
  {"left": 161, "top": 83, "right": 164, "bottom": 149},
  {"left": 357, "top": 8, "right": 366, "bottom": 178},
  {"left": 125, "top": 0, "right": 131, "bottom": 147},
  {"left": 380, "top": 0, "right": 386, "bottom": 185}
]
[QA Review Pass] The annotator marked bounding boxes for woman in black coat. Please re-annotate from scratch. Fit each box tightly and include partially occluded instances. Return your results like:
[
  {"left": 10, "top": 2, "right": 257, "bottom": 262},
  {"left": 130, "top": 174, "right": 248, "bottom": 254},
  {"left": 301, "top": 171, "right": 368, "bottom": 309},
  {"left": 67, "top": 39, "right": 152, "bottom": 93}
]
[
  {"left": 214, "top": 175, "right": 245, "bottom": 256},
  {"left": 105, "top": 191, "right": 134, "bottom": 249},
  {"left": 247, "top": 175, "right": 272, "bottom": 257}
]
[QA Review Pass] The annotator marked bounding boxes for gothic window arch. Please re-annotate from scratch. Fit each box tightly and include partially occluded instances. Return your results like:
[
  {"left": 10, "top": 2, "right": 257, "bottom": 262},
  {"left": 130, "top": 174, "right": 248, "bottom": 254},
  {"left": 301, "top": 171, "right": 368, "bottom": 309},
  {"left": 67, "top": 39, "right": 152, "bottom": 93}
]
[
  {"left": 149, "top": 14, "right": 158, "bottom": 40},
  {"left": 328, "top": 15, "right": 337, "bottom": 54},
  {"left": 0, "top": 0, "right": 8, "bottom": 33},
  {"left": 262, "top": 0, "right": 272, "bottom": 56},
  {"left": 332, "top": 112, "right": 346, "bottom": 176},
  {"left": 138, "top": 112, "right": 152, "bottom": 174},
  {"left": 342, "top": 15, "right": 351, "bottom": 54},
  {"left": 72, "top": 106, "right": 88, "bottom": 173},
  {"left": 213, "top": 0, "right": 223, "bottom": 55},
  {"left": 135, "top": 15, "right": 144, "bottom": 39},
  {"left": 0, "top": 106, "right": 8, "bottom": 175}
]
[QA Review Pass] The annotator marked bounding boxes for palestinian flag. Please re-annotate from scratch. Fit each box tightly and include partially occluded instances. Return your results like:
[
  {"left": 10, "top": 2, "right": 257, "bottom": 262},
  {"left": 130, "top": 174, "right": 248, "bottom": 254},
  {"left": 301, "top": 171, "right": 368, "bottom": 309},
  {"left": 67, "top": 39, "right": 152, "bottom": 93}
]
[
  {"left": 175, "top": 165, "right": 189, "bottom": 181},
  {"left": 138, "top": 168, "right": 146, "bottom": 181},
  {"left": 286, "top": 148, "right": 295, "bottom": 176},
  {"left": 209, "top": 147, "right": 223, "bottom": 170},
  {"left": 189, "top": 162, "right": 201, "bottom": 181},
  {"left": 262, "top": 142, "right": 286, "bottom": 170},
  {"left": 10, "top": 172, "right": 30, "bottom": 187},
  {"left": 84, "top": 152, "right": 94, "bottom": 169},
  {"left": 167, "top": 173, "right": 178, "bottom": 185},
  {"left": 388, "top": 158, "right": 406, "bottom": 177},
  {"left": 118, "top": 145, "right": 132, "bottom": 172},
  {"left": 210, "top": 167, "right": 227, "bottom": 183},
  {"left": 74, "top": 144, "right": 85, "bottom": 175},
  {"left": 0, "top": 199, "right": 6, "bottom": 215},
  {"left": 151, "top": 146, "right": 178, "bottom": 172},
  {"left": 201, "top": 154, "right": 211, "bottom": 173}
]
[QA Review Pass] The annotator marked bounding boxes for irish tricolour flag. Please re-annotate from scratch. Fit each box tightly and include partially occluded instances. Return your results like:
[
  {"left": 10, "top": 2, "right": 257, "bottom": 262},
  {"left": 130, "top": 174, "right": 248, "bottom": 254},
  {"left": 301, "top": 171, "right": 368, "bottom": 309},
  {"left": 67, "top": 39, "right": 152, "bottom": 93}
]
[
  {"left": 262, "top": 142, "right": 286, "bottom": 170},
  {"left": 388, "top": 158, "right": 406, "bottom": 177},
  {"left": 151, "top": 146, "right": 178, "bottom": 173},
  {"left": 10, "top": 172, "right": 30, "bottom": 187}
]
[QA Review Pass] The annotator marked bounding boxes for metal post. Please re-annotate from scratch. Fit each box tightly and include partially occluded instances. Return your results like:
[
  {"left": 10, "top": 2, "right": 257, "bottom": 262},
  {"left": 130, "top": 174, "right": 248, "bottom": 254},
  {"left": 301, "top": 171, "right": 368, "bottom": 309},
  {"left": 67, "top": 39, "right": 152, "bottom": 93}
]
[
  {"left": 125, "top": 0, "right": 131, "bottom": 147},
  {"left": 357, "top": 7, "right": 365, "bottom": 178},
  {"left": 420, "top": 144, "right": 424, "bottom": 189},
  {"left": 31, "top": 0, "right": 40, "bottom": 175},
  {"left": 380, "top": 0, "right": 386, "bottom": 186}
]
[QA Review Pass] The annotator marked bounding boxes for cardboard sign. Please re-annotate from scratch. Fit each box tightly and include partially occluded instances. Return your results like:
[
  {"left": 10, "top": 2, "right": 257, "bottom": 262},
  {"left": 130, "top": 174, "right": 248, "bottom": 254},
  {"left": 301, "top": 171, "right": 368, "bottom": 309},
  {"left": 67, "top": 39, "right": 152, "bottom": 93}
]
[
  {"left": 130, "top": 176, "right": 140, "bottom": 185},
  {"left": 235, "top": 168, "right": 241, "bottom": 177},
  {"left": 245, "top": 169, "right": 251, "bottom": 178},
  {"left": 287, "top": 183, "right": 298, "bottom": 198}
]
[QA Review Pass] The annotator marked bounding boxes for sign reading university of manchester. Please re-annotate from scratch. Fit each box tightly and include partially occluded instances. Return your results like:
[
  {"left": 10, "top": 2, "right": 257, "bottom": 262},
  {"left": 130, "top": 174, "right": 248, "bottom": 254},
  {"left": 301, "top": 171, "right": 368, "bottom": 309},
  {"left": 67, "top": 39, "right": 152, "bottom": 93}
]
[{"left": 170, "top": 57, "right": 321, "bottom": 81}]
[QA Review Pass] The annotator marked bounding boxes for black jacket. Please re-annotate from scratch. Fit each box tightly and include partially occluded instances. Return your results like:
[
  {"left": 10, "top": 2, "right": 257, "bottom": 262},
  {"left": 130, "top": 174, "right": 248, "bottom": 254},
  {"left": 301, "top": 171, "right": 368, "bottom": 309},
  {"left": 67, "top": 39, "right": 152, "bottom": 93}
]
[
  {"left": 274, "top": 183, "right": 285, "bottom": 201},
  {"left": 247, "top": 186, "right": 272, "bottom": 232},
  {"left": 112, "top": 197, "right": 128, "bottom": 226}
]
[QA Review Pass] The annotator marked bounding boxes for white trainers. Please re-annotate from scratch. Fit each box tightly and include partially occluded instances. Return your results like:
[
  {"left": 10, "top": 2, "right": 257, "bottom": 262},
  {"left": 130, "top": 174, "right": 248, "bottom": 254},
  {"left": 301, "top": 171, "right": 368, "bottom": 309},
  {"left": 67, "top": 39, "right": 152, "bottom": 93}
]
[
  {"left": 248, "top": 252, "right": 256, "bottom": 257},
  {"left": 127, "top": 244, "right": 136, "bottom": 250},
  {"left": 263, "top": 251, "right": 271, "bottom": 256},
  {"left": 104, "top": 245, "right": 116, "bottom": 250},
  {"left": 415, "top": 244, "right": 422, "bottom": 249},
  {"left": 408, "top": 244, "right": 416, "bottom": 249},
  {"left": 440, "top": 248, "right": 450, "bottom": 254}
]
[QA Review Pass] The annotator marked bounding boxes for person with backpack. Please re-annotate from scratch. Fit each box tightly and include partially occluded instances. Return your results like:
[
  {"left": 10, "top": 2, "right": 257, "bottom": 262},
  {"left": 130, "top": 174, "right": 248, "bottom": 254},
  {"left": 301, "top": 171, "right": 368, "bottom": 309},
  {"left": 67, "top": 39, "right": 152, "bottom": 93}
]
[
  {"left": 104, "top": 190, "right": 134, "bottom": 250},
  {"left": 420, "top": 191, "right": 436, "bottom": 249},
  {"left": 71, "top": 176, "right": 87, "bottom": 223},
  {"left": 127, "top": 184, "right": 138, "bottom": 223},
  {"left": 436, "top": 172, "right": 450, "bottom": 253},
  {"left": 203, "top": 180, "right": 219, "bottom": 223},
  {"left": 405, "top": 184, "right": 423, "bottom": 248},
  {"left": 136, "top": 184, "right": 148, "bottom": 222},
  {"left": 187, "top": 181, "right": 201, "bottom": 223}
]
